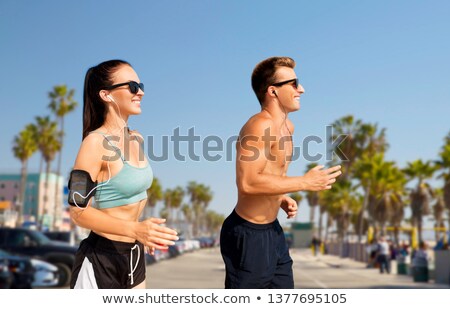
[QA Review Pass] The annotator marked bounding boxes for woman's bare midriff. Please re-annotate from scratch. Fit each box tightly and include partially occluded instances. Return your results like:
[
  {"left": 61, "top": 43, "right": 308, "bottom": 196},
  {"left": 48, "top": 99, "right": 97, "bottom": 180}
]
[{"left": 94, "top": 199, "right": 147, "bottom": 243}]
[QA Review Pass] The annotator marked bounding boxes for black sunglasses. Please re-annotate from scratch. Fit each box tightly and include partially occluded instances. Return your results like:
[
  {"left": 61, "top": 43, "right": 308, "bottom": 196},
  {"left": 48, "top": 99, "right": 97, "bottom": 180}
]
[
  {"left": 104, "top": 81, "right": 144, "bottom": 94},
  {"left": 272, "top": 78, "right": 298, "bottom": 89}
]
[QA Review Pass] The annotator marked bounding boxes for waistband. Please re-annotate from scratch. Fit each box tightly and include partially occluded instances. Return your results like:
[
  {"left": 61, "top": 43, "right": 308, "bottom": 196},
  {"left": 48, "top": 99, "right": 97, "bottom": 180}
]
[
  {"left": 85, "top": 231, "right": 141, "bottom": 254},
  {"left": 230, "top": 209, "right": 279, "bottom": 230}
]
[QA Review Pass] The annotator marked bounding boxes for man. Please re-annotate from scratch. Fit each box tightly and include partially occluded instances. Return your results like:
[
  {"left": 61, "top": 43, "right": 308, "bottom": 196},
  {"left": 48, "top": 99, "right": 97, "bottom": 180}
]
[
  {"left": 220, "top": 56, "right": 342, "bottom": 289},
  {"left": 377, "top": 236, "right": 391, "bottom": 274}
]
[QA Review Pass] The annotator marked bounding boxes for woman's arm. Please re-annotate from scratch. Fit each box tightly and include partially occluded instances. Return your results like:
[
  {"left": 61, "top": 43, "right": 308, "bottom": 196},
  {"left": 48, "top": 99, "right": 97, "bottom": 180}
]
[{"left": 69, "top": 134, "right": 178, "bottom": 249}]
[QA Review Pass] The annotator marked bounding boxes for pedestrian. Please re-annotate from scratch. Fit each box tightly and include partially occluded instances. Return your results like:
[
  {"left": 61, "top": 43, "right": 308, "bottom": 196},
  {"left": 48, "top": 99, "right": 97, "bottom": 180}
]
[
  {"left": 366, "top": 239, "right": 378, "bottom": 268},
  {"left": 411, "top": 241, "right": 430, "bottom": 282},
  {"left": 377, "top": 236, "right": 390, "bottom": 274},
  {"left": 311, "top": 236, "right": 321, "bottom": 256},
  {"left": 412, "top": 241, "right": 430, "bottom": 268},
  {"left": 68, "top": 59, "right": 178, "bottom": 289},
  {"left": 220, "top": 56, "right": 342, "bottom": 288}
]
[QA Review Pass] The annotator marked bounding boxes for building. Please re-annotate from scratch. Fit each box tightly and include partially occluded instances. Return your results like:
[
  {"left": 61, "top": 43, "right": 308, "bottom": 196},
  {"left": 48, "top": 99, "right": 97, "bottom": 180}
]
[
  {"left": 0, "top": 173, "right": 64, "bottom": 229},
  {"left": 291, "top": 222, "right": 314, "bottom": 248}
]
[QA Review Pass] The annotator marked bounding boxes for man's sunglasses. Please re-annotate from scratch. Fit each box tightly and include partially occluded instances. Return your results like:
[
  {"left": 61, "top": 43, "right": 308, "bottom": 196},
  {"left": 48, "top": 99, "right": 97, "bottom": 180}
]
[
  {"left": 272, "top": 78, "right": 298, "bottom": 89},
  {"left": 104, "top": 81, "right": 144, "bottom": 94}
]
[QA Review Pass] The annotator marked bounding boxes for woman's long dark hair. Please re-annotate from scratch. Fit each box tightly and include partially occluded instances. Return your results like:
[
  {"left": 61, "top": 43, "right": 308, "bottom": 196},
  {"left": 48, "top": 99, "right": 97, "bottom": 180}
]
[{"left": 82, "top": 59, "right": 131, "bottom": 140}]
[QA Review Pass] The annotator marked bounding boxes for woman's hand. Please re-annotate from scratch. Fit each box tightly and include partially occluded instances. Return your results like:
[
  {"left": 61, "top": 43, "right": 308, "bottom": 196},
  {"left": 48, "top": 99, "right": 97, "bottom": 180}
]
[{"left": 134, "top": 218, "right": 178, "bottom": 251}]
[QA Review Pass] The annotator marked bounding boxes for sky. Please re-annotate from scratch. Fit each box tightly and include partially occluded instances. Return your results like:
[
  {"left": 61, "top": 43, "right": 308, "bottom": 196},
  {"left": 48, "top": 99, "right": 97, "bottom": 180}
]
[{"left": 1, "top": 0, "right": 449, "bottom": 228}]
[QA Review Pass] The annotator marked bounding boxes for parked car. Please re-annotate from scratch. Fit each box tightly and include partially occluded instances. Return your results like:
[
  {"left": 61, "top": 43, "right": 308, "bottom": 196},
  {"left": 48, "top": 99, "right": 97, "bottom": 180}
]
[
  {"left": 0, "top": 249, "right": 34, "bottom": 288},
  {"left": 43, "top": 231, "right": 77, "bottom": 246},
  {"left": 195, "top": 236, "right": 216, "bottom": 248},
  {"left": 30, "top": 258, "right": 59, "bottom": 288},
  {"left": 0, "top": 227, "right": 78, "bottom": 287},
  {"left": 145, "top": 253, "right": 156, "bottom": 265},
  {"left": 167, "top": 245, "right": 181, "bottom": 258},
  {"left": 0, "top": 254, "right": 13, "bottom": 288}
]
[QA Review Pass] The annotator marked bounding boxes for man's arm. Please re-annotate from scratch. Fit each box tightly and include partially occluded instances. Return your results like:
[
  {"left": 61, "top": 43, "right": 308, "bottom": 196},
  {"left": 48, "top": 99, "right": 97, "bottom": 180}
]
[{"left": 236, "top": 118, "right": 341, "bottom": 195}]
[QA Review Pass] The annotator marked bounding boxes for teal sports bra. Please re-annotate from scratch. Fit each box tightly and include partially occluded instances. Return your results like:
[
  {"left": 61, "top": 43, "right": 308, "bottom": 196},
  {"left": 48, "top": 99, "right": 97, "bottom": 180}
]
[{"left": 91, "top": 132, "right": 153, "bottom": 209}]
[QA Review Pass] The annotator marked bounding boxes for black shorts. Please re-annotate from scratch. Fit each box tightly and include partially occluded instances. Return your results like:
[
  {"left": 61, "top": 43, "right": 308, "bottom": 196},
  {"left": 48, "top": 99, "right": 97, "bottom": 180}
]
[
  {"left": 70, "top": 232, "right": 145, "bottom": 289},
  {"left": 220, "top": 209, "right": 293, "bottom": 289}
]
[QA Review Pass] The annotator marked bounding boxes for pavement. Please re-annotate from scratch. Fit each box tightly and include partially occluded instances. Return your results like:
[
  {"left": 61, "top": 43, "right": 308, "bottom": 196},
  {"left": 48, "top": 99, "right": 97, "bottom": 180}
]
[
  {"left": 290, "top": 248, "right": 450, "bottom": 289},
  {"left": 146, "top": 246, "right": 450, "bottom": 289}
]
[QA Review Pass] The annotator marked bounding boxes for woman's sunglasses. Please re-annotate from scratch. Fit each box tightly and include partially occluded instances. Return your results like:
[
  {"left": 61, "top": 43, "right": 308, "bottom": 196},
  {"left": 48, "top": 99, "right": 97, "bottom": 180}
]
[{"left": 104, "top": 81, "right": 144, "bottom": 94}]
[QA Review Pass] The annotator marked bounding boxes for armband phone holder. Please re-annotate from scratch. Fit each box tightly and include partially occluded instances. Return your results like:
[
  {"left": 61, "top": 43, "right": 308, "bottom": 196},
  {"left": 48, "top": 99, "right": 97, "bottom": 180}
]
[{"left": 68, "top": 169, "right": 98, "bottom": 208}]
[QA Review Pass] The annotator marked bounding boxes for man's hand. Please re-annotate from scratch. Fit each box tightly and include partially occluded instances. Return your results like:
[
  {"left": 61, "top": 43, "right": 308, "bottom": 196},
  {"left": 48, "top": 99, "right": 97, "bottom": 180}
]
[
  {"left": 280, "top": 195, "right": 298, "bottom": 219},
  {"left": 303, "top": 165, "right": 342, "bottom": 191}
]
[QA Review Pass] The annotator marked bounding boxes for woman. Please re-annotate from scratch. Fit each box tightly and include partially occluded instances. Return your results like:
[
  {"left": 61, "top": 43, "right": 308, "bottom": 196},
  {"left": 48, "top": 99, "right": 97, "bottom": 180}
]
[{"left": 69, "top": 59, "right": 178, "bottom": 289}]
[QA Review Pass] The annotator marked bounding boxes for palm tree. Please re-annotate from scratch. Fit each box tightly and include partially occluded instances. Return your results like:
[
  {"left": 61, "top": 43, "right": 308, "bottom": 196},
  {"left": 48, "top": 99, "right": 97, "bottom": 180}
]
[
  {"left": 205, "top": 211, "right": 225, "bottom": 237},
  {"left": 163, "top": 188, "right": 173, "bottom": 223},
  {"left": 48, "top": 85, "right": 77, "bottom": 229},
  {"left": 146, "top": 177, "right": 163, "bottom": 217},
  {"left": 436, "top": 131, "right": 450, "bottom": 231},
  {"left": 159, "top": 207, "right": 169, "bottom": 220},
  {"left": 388, "top": 191, "right": 408, "bottom": 245},
  {"left": 373, "top": 160, "right": 406, "bottom": 236},
  {"left": 187, "top": 181, "right": 213, "bottom": 237},
  {"left": 163, "top": 187, "right": 185, "bottom": 225},
  {"left": 317, "top": 193, "right": 328, "bottom": 242},
  {"left": 354, "top": 123, "right": 389, "bottom": 158},
  {"left": 354, "top": 153, "right": 406, "bottom": 241},
  {"left": 403, "top": 159, "right": 437, "bottom": 243},
  {"left": 432, "top": 189, "right": 446, "bottom": 242},
  {"left": 330, "top": 118, "right": 389, "bottom": 243},
  {"left": 12, "top": 124, "right": 38, "bottom": 225},
  {"left": 181, "top": 203, "right": 194, "bottom": 237},
  {"left": 303, "top": 163, "right": 319, "bottom": 225},
  {"left": 170, "top": 186, "right": 185, "bottom": 226},
  {"left": 34, "top": 116, "right": 61, "bottom": 228},
  {"left": 353, "top": 154, "right": 374, "bottom": 241},
  {"left": 329, "top": 115, "right": 362, "bottom": 179},
  {"left": 198, "top": 184, "right": 213, "bottom": 236},
  {"left": 320, "top": 180, "right": 361, "bottom": 244}
]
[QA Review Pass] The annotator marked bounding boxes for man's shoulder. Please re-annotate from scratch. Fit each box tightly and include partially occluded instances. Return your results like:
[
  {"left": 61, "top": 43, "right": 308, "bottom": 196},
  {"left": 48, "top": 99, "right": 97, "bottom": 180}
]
[{"left": 239, "top": 112, "right": 274, "bottom": 136}]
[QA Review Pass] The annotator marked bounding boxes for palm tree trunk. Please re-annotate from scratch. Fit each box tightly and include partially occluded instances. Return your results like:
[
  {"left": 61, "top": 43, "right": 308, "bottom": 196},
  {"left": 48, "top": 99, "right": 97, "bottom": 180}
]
[
  {"left": 394, "top": 226, "right": 400, "bottom": 246},
  {"left": 318, "top": 210, "right": 323, "bottom": 240},
  {"left": 309, "top": 205, "right": 315, "bottom": 225},
  {"left": 17, "top": 160, "right": 28, "bottom": 226},
  {"left": 52, "top": 172, "right": 60, "bottom": 230},
  {"left": 434, "top": 223, "right": 440, "bottom": 242},
  {"left": 53, "top": 117, "right": 64, "bottom": 230},
  {"left": 324, "top": 213, "right": 331, "bottom": 243},
  {"left": 358, "top": 184, "right": 370, "bottom": 243},
  {"left": 41, "top": 161, "right": 51, "bottom": 230},
  {"left": 39, "top": 155, "right": 44, "bottom": 174},
  {"left": 444, "top": 180, "right": 450, "bottom": 238},
  {"left": 418, "top": 216, "right": 423, "bottom": 243}
]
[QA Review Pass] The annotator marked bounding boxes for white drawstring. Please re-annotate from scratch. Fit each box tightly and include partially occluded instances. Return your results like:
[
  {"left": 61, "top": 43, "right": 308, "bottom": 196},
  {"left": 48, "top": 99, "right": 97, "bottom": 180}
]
[{"left": 129, "top": 244, "right": 140, "bottom": 286}]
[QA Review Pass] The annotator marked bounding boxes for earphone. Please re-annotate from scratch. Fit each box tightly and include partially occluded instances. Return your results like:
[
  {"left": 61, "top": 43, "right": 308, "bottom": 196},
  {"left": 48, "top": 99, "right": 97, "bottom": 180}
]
[{"left": 106, "top": 94, "right": 128, "bottom": 129}]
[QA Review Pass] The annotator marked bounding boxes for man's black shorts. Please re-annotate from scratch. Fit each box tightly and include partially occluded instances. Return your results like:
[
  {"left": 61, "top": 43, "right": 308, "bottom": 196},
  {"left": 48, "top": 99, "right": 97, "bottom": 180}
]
[{"left": 220, "top": 209, "right": 294, "bottom": 288}]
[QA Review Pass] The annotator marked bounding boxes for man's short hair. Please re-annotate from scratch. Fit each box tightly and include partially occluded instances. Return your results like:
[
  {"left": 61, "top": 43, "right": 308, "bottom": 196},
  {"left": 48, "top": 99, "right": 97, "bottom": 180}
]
[{"left": 251, "top": 56, "right": 296, "bottom": 105}]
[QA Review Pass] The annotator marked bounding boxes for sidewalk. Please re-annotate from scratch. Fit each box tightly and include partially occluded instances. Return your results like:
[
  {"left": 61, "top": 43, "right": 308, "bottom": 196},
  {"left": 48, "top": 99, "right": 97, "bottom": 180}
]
[{"left": 290, "top": 248, "right": 450, "bottom": 289}]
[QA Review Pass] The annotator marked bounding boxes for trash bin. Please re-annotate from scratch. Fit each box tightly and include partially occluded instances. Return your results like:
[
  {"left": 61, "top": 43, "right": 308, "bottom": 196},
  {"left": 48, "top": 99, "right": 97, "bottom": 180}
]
[
  {"left": 412, "top": 266, "right": 429, "bottom": 282},
  {"left": 396, "top": 255, "right": 409, "bottom": 275},
  {"left": 412, "top": 254, "right": 429, "bottom": 282},
  {"left": 397, "top": 262, "right": 408, "bottom": 275}
]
